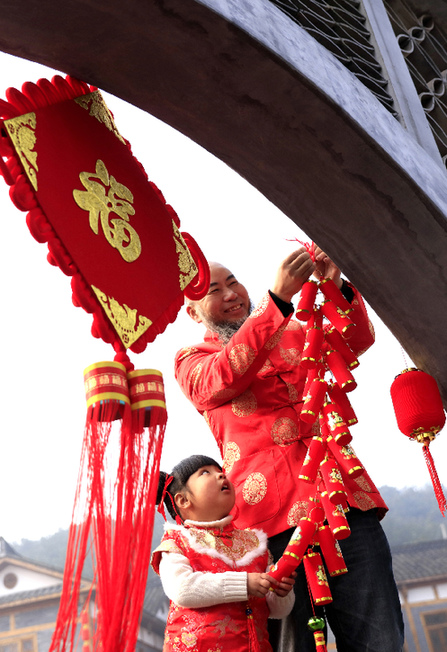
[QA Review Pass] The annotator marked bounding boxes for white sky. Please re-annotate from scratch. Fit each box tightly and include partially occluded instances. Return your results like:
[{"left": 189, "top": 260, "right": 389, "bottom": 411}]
[{"left": 1, "top": 53, "right": 446, "bottom": 543}]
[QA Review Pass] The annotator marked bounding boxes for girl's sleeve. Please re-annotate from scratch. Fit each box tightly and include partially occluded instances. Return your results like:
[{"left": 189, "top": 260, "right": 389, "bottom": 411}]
[
  {"left": 159, "top": 551, "right": 248, "bottom": 608},
  {"left": 266, "top": 585, "right": 295, "bottom": 619}
]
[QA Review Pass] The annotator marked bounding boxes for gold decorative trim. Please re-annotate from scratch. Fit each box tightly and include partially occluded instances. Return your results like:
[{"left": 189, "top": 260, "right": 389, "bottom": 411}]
[
  {"left": 172, "top": 220, "right": 198, "bottom": 290},
  {"left": 74, "top": 91, "right": 126, "bottom": 144},
  {"left": 4, "top": 112, "right": 38, "bottom": 190},
  {"left": 91, "top": 284, "right": 152, "bottom": 349}
]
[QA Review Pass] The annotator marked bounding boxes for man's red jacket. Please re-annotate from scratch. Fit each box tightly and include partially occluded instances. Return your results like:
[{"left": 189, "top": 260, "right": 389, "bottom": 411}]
[{"left": 175, "top": 288, "right": 387, "bottom": 538}]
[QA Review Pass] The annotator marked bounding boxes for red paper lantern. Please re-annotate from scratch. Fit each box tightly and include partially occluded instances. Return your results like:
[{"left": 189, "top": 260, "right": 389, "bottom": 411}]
[{"left": 391, "top": 368, "right": 446, "bottom": 515}]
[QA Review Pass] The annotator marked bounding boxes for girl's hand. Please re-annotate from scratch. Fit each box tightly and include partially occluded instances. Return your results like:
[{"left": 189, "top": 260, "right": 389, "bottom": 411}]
[{"left": 247, "top": 572, "right": 274, "bottom": 597}]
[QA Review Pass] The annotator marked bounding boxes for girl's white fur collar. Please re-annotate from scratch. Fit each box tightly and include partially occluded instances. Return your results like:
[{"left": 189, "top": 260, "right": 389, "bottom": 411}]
[{"left": 164, "top": 515, "right": 268, "bottom": 567}]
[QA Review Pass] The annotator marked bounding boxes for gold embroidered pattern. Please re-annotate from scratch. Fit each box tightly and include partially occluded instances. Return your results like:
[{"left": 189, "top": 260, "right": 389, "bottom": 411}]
[
  {"left": 176, "top": 346, "right": 200, "bottom": 363},
  {"left": 228, "top": 344, "right": 256, "bottom": 374},
  {"left": 4, "top": 112, "right": 38, "bottom": 190},
  {"left": 75, "top": 91, "right": 126, "bottom": 144},
  {"left": 265, "top": 323, "right": 288, "bottom": 351},
  {"left": 74, "top": 159, "right": 141, "bottom": 263},
  {"left": 259, "top": 358, "right": 273, "bottom": 374},
  {"left": 286, "top": 383, "right": 299, "bottom": 402},
  {"left": 271, "top": 417, "right": 299, "bottom": 446},
  {"left": 352, "top": 491, "right": 376, "bottom": 510},
  {"left": 286, "top": 320, "right": 302, "bottom": 331},
  {"left": 211, "top": 388, "right": 237, "bottom": 400},
  {"left": 279, "top": 346, "right": 302, "bottom": 366},
  {"left": 190, "top": 526, "right": 260, "bottom": 562},
  {"left": 91, "top": 285, "right": 152, "bottom": 348},
  {"left": 172, "top": 220, "right": 198, "bottom": 290},
  {"left": 250, "top": 294, "right": 269, "bottom": 318},
  {"left": 287, "top": 501, "right": 309, "bottom": 526},
  {"left": 242, "top": 472, "right": 267, "bottom": 505},
  {"left": 190, "top": 363, "right": 203, "bottom": 389},
  {"left": 311, "top": 420, "right": 321, "bottom": 435},
  {"left": 181, "top": 631, "right": 197, "bottom": 647},
  {"left": 354, "top": 475, "right": 372, "bottom": 492},
  {"left": 223, "top": 442, "right": 241, "bottom": 473},
  {"left": 231, "top": 390, "right": 257, "bottom": 417}
]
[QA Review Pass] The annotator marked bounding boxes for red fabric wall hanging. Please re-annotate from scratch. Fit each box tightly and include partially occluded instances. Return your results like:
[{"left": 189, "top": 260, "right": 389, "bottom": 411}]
[{"left": 0, "top": 75, "right": 210, "bottom": 652}]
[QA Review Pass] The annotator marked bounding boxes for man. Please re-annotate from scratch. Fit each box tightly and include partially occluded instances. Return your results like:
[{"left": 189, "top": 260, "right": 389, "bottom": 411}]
[{"left": 175, "top": 247, "right": 404, "bottom": 651}]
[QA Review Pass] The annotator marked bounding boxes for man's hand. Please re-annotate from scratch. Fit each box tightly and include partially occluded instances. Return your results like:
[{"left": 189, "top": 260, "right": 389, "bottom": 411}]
[
  {"left": 268, "top": 573, "right": 296, "bottom": 597},
  {"left": 247, "top": 572, "right": 275, "bottom": 597},
  {"left": 313, "top": 246, "right": 342, "bottom": 288},
  {"left": 270, "top": 248, "right": 316, "bottom": 303}
]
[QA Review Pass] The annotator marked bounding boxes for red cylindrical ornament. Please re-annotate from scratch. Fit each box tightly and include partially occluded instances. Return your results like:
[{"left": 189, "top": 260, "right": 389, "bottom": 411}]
[
  {"left": 313, "top": 631, "right": 328, "bottom": 652},
  {"left": 301, "top": 327, "right": 324, "bottom": 369},
  {"left": 317, "top": 524, "right": 348, "bottom": 577},
  {"left": 127, "top": 368, "right": 167, "bottom": 431},
  {"left": 301, "top": 378, "right": 328, "bottom": 424},
  {"left": 328, "top": 382, "right": 358, "bottom": 426},
  {"left": 267, "top": 518, "right": 317, "bottom": 581},
  {"left": 296, "top": 280, "right": 319, "bottom": 321},
  {"left": 268, "top": 555, "right": 298, "bottom": 583},
  {"left": 324, "top": 327, "right": 359, "bottom": 369},
  {"left": 320, "top": 491, "right": 351, "bottom": 540},
  {"left": 309, "top": 306, "right": 323, "bottom": 329},
  {"left": 308, "top": 496, "right": 326, "bottom": 525},
  {"left": 322, "top": 401, "right": 352, "bottom": 446},
  {"left": 390, "top": 368, "right": 446, "bottom": 441},
  {"left": 302, "top": 364, "right": 325, "bottom": 399},
  {"left": 319, "top": 277, "right": 353, "bottom": 314},
  {"left": 326, "top": 439, "right": 364, "bottom": 479},
  {"left": 303, "top": 550, "right": 332, "bottom": 605},
  {"left": 325, "top": 349, "right": 357, "bottom": 393},
  {"left": 319, "top": 455, "right": 348, "bottom": 505},
  {"left": 298, "top": 436, "right": 326, "bottom": 482},
  {"left": 84, "top": 360, "right": 130, "bottom": 422},
  {"left": 320, "top": 299, "right": 356, "bottom": 339}
]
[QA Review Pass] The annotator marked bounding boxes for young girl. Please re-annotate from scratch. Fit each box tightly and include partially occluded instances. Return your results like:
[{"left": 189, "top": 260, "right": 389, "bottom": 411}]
[{"left": 151, "top": 454, "right": 295, "bottom": 652}]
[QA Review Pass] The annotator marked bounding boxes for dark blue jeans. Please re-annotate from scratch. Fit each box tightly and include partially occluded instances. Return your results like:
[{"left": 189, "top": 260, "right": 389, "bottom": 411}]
[{"left": 267, "top": 509, "right": 404, "bottom": 652}]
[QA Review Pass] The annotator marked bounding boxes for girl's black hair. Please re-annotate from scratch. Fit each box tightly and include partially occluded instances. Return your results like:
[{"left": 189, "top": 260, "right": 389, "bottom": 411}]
[{"left": 156, "top": 454, "right": 222, "bottom": 521}]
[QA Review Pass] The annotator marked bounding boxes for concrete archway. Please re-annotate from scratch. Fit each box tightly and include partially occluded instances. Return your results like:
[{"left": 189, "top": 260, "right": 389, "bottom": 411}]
[{"left": 1, "top": 0, "right": 447, "bottom": 398}]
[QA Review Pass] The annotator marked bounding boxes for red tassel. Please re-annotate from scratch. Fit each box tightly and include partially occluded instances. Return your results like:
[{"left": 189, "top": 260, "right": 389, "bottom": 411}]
[
  {"left": 50, "top": 363, "right": 166, "bottom": 652},
  {"left": 246, "top": 606, "right": 261, "bottom": 652},
  {"left": 422, "top": 444, "right": 447, "bottom": 516}
]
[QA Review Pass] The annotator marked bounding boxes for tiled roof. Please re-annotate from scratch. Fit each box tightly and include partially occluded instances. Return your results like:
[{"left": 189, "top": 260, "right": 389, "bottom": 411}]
[
  {"left": 0, "top": 538, "right": 22, "bottom": 559},
  {"left": 391, "top": 539, "right": 447, "bottom": 584},
  {"left": 0, "top": 583, "right": 64, "bottom": 606}
]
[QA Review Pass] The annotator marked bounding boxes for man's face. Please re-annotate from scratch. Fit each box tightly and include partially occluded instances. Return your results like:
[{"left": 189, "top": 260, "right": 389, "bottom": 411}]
[{"left": 187, "top": 263, "right": 251, "bottom": 331}]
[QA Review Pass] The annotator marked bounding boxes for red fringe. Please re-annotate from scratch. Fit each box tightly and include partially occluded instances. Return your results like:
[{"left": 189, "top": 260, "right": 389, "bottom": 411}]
[
  {"left": 422, "top": 444, "right": 447, "bottom": 516},
  {"left": 50, "top": 399, "right": 165, "bottom": 652}
]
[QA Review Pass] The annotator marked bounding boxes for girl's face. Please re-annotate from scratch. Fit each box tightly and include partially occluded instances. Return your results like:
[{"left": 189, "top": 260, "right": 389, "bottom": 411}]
[{"left": 178, "top": 465, "right": 235, "bottom": 522}]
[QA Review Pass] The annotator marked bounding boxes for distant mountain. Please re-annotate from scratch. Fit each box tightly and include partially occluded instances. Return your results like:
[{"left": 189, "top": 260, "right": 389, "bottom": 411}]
[
  {"left": 12, "top": 485, "right": 447, "bottom": 566},
  {"left": 379, "top": 484, "right": 447, "bottom": 547}
]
